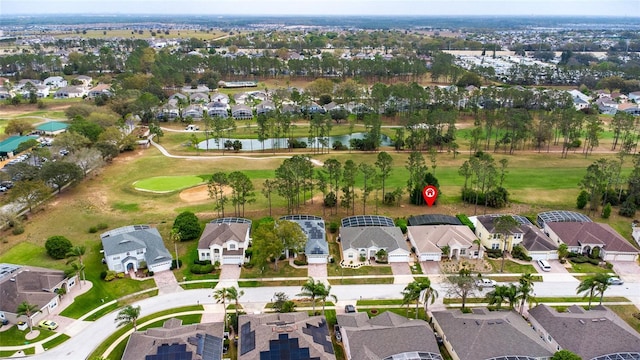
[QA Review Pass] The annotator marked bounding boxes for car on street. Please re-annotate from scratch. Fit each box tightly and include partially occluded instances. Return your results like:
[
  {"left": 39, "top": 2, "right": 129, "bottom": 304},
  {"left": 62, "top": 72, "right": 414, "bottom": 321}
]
[
  {"left": 344, "top": 304, "right": 356, "bottom": 313},
  {"left": 475, "top": 278, "right": 497, "bottom": 288},
  {"left": 185, "top": 125, "right": 200, "bottom": 131},
  {"left": 38, "top": 319, "right": 58, "bottom": 330},
  {"left": 607, "top": 277, "right": 624, "bottom": 285},
  {"left": 334, "top": 325, "right": 342, "bottom": 342}
]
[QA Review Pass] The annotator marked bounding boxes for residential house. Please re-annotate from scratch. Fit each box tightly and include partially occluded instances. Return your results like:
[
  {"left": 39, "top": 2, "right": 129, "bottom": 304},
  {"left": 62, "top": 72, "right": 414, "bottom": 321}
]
[
  {"left": 182, "top": 104, "right": 204, "bottom": 119},
  {"left": 518, "top": 224, "right": 558, "bottom": 261},
  {"left": 169, "top": 93, "right": 188, "bottom": 102},
  {"left": 211, "top": 93, "right": 230, "bottom": 104},
  {"left": 238, "top": 312, "right": 336, "bottom": 360},
  {"left": 407, "top": 214, "right": 462, "bottom": 226},
  {"left": 572, "top": 96, "right": 590, "bottom": 111},
  {"left": 0, "top": 87, "right": 12, "bottom": 100},
  {"left": 157, "top": 105, "right": 180, "bottom": 121},
  {"left": 475, "top": 215, "right": 557, "bottom": 260},
  {"left": 407, "top": 225, "right": 482, "bottom": 262},
  {"left": 43, "top": 76, "right": 67, "bottom": 89},
  {"left": 87, "top": 84, "right": 112, "bottom": 98},
  {"left": 528, "top": 304, "right": 640, "bottom": 359},
  {"left": 197, "top": 218, "right": 251, "bottom": 265},
  {"left": 474, "top": 215, "right": 526, "bottom": 252},
  {"left": 280, "top": 215, "right": 328, "bottom": 264},
  {"left": 0, "top": 264, "right": 77, "bottom": 325},
  {"left": 73, "top": 75, "right": 92, "bottom": 88},
  {"left": 629, "top": 91, "right": 640, "bottom": 102},
  {"left": 595, "top": 97, "right": 618, "bottom": 115},
  {"left": 54, "top": 86, "right": 86, "bottom": 99},
  {"left": 619, "top": 102, "right": 640, "bottom": 116},
  {"left": 544, "top": 222, "right": 639, "bottom": 261},
  {"left": 231, "top": 104, "right": 253, "bottom": 120},
  {"left": 256, "top": 100, "right": 275, "bottom": 115},
  {"left": 122, "top": 318, "right": 224, "bottom": 360},
  {"left": 207, "top": 101, "right": 229, "bottom": 118},
  {"left": 339, "top": 226, "right": 409, "bottom": 265},
  {"left": 432, "top": 308, "right": 554, "bottom": 360},
  {"left": 337, "top": 311, "right": 441, "bottom": 360},
  {"left": 301, "top": 102, "right": 326, "bottom": 114},
  {"left": 189, "top": 92, "right": 209, "bottom": 103},
  {"left": 100, "top": 225, "right": 173, "bottom": 273}
]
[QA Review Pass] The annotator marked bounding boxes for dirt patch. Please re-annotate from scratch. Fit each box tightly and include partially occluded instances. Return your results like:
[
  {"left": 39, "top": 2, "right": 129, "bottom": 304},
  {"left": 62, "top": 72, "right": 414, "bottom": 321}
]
[{"left": 180, "top": 185, "right": 232, "bottom": 203}]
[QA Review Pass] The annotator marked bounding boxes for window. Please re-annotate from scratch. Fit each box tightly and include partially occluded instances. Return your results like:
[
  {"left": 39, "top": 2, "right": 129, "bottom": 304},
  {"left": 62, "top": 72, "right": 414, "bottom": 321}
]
[
  {"left": 513, "top": 233, "right": 522, "bottom": 240},
  {"left": 126, "top": 252, "right": 130, "bottom": 256},
  {"left": 113, "top": 256, "right": 120, "bottom": 260},
  {"left": 460, "top": 249, "right": 466, "bottom": 255},
  {"left": 229, "top": 244, "right": 236, "bottom": 250},
  {"left": 492, "top": 233, "right": 500, "bottom": 239},
  {"left": 348, "top": 254, "right": 354, "bottom": 258},
  {"left": 137, "top": 249, "right": 144, "bottom": 255},
  {"left": 491, "top": 243, "right": 500, "bottom": 250}
]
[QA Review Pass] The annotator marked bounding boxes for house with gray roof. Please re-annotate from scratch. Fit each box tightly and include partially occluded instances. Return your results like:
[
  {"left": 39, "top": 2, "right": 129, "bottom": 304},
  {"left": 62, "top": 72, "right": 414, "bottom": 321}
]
[
  {"left": 238, "top": 312, "right": 336, "bottom": 360},
  {"left": 123, "top": 318, "right": 224, "bottom": 360},
  {"left": 0, "top": 264, "right": 77, "bottom": 325},
  {"left": 197, "top": 221, "right": 251, "bottom": 265},
  {"left": 544, "top": 222, "right": 639, "bottom": 262},
  {"left": 231, "top": 104, "right": 253, "bottom": 120},
  {"left": 528, "top": 305, "right": 640, "bottom": 360},
  {"left": 280, "top": 215, "right": 328, "bottom": 264},
  {"left": 432, "top": 308, "right": 554, "bottom": 360},
  {"left": 101, "top": 225, "right": 173, "bottom": 273},
  {"left": 337, "top": 311, "right": 441, "bottom": 360},
  {"left": 339, "top": 226, "right": 409, "bottom": 265}
]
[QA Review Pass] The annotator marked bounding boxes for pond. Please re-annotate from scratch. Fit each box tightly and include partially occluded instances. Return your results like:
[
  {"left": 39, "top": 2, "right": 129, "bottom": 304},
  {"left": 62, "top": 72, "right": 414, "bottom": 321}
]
[{"left": 197, "top": 132, "right": 393, "bottom": 151}]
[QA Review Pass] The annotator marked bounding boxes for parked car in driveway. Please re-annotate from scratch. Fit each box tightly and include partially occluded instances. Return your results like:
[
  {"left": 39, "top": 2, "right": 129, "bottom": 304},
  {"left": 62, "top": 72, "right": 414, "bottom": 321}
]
[
  {"left": 38, "top": 319, "right": 58, "bottom": 330},
  {"left": 475, "top": 278, "right": 497, "bottom": 288},
  {"left": 334, "top": 325, "right": 342, "bottom": 342},
  {"left": 344, "top": 304, "right": 356, "bottom": 313},
  {"left": 607, "top": 277, "right": 624, "bottom": 285}
]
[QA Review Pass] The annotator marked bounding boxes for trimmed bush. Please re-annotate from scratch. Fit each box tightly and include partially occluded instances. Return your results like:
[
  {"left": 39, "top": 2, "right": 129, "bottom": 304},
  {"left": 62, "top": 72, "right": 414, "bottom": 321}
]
[
  {"left": 104, "top": 270, "right": 117, "bottom": 281},
  {"left": 100, "top": 270, "right": 108, "bottom": 280},
  {"left": 193, "top": 259, "right": 212, "bottom": 265},
  {"left": 394, "top": 218, "right": 408, "bottom": 234},
  {"left": 171, "top": 259, "right": 183, "bottom": 269},
  {"left": 45, "top": 236, "right": 73, "bottom": 259},
  {"left": 12, "top": 225, "right": 25, "bottom": 235},
  {"left": 328, "top": 221, "right": 339, "bottom": 234},
  {"left": 456, "top": 214, "right": 475, "bottom": 232},
  {"left": 511, "top": 245, "right": 532, "bottom": 261},
  {"left": 293, "top": 259, "right": 308, "bottom": 266},
  {"left": 190, "top": 264, "right": 215, "bottom": 274},
  {"left": 172, "top": 211, "right": 201, "bottom": 241}
]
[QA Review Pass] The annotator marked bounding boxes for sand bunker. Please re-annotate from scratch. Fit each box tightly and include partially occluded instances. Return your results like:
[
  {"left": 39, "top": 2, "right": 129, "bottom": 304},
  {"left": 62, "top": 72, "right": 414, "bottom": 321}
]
[{"left": 180, "top": 185, "right": 233, "bottom": 203}]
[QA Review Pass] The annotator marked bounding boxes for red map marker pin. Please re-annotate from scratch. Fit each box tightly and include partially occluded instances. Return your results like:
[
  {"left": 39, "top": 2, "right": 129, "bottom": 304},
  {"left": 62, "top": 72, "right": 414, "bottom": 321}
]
[{"left": 422, "top": 185, "right": 438, "bottom": 207}]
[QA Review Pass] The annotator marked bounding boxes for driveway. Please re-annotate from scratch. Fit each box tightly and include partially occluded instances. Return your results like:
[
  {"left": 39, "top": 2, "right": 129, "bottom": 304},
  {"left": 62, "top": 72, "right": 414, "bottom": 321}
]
[
  {"left": 420, "top": 261, "right": 441, "bottom": 275},
  {"left": 535, "top": 259, "right": 570, "bottom": 274},
  {"left": 219, "top": 264, "right": 242, "bottom": 280},
  {"left": 391, "top": 262, "right": 412, "bottom": 276},
  {"left": 611, "top": 261, "right": 640, "bottom": 282},
  {"left": 153, "top": 270, "right": 182, "bottom": 294},
  {"left": 308, "top": 264, "right": 327, "bottom": 279}
]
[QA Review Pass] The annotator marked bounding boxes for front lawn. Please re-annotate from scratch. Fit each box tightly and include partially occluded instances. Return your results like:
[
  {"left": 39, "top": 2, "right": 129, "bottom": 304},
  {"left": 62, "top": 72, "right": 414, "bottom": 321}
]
[
  {"left": 608, "top": 305, "right": 640, "bottom": 334},
  {"left": 487, "top": 259, "right": 536, "bottom": 274},
  {"left": 0, "top": 326, "right": 56, "bottom": 346},
  {"left": 566, "top": 261, "right": 613, "bottom": 274},
  {"left": 327, "top": 241, "right": 392, "bottom": 276},
  {"left": 240, "top": 263, "right": 307, "bottom": 279}
]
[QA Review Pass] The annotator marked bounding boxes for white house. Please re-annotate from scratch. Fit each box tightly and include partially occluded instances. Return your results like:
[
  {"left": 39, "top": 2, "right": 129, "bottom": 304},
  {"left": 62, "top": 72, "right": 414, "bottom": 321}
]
[
  {"left": 101, "top": 225, "right": 173, "bottom": 273},
  {"left": 87, "top": 84, "right": 112, "bottom": 98},
  {"left": 54, "top": 86, "right": 86, "bottom": 99},
  {"left": 73, "top": 75, "right": 92, "bottom": 88},
  {"left": 197, "top": 219, "right": 251, "bottom": 265},
  {"left": 407, "top": 225, "right": 482, "bottom": 261},
  {"left": 339, "top": 226, "right": 409, "bottom": 265},
  {"left": 43, "top": 76, "right": 68, "bottom": 89}
]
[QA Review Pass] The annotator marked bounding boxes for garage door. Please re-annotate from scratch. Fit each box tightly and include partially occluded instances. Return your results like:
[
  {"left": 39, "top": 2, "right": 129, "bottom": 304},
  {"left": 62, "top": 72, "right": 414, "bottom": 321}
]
[
  {"left": 606, "top": 253, "right": 637, "bottom": 262},
  {"left": 223, "top": 255, "right": 243, "bottom": 265},
  {"left": 388, "top": 254, "right": 408, "bottom": 263},
  {"left": 420, "top": 253, "right": 441, "bottom": 261}
]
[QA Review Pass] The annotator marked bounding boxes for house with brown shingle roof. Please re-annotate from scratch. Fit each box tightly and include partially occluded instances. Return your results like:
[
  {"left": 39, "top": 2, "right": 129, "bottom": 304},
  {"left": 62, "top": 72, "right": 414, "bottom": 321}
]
[
  {"left": 337, "top": 311, "right": 441, "bottom": 360},
  {"left": 197, "top": 221, "right": 251, "bottom": 265},
  {"left": 0, "top": 264, "right": 77, "bottom": 325},
  {"left": 544, "top": 222, "right": 639, "bottom": 261},
  {"left": 528, "top": 304, "right": 640, "bottom": 360},
  {"left": 432, "top": 308, "right": 554, "bottom": 360}
]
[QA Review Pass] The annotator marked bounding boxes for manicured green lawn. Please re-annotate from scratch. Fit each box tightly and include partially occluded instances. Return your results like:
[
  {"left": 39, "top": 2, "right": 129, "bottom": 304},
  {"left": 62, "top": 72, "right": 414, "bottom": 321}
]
[
  {"left": 608, "top": 305, "right": 640, "bottom": 334},
  {"left": 327, "top": 241, "right": 393, "bottom": 276},
  {"left": 0, "top": 326, "right": 56, "bottom": 346},
  {"left": 133, "top": 175, "right": 207, "bottom": 192},
  {"left": 567, "top": 262, "right": 613, "bottom": 274},
  {"left": 357, "top": 299, "right": 404, "bottom": 306},
  {"left": 240, "top": 263, "right": 307, "bottom": 279},
  {"left": 487, "top": 259, "right": 536, "bottom": 274},
  {"left": 42, "top": 334, "right": 70, "bottom": 350},
  {"left": 138, "top": 314, "right": 202, "bottom": 331},
  {"left": 328, "top": 277, "right": 394, "bottom": 285}
]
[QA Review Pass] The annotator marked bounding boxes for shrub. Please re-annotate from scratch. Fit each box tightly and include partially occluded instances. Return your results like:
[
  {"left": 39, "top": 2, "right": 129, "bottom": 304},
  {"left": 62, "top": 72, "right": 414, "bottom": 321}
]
[
  {"left": 394, "top": 218, "right": 407, "bottom": 234},
  {"left": 190, "top": 264, "right": 215, "bottom": 274},
  {"left": 88, "top": 226, "right": 98, "bottom": 233},
  {"left": 170, "top": 259, "right": 183, "bottom": 269},
  {"left": 486, "top": 249, "right": 502, "bottom": 259},
  {"left": 324, "top": 192, "right": 337, "bottom": 207},
  {"left": 456, "top": 214, "right": 475, "bottom": 232},
  {"left": 511, "top": 245, "right": 532, "bottom": 261},
  {"left": 45, "top": 236, "right": 73, "bottom": 259},
  {"left": 328, "top": 221, "right": 339, "bottom": 234},
  {"left": 619, "top": 199, "right": 637, "bottom": 217},
  {"left": 104, "top": 270, "right": 117, "bottom": 281},
  {"left": 193, "top": 259, "right": 211, "bottom": 265},
  {"left": 172, "top": 211, "right": 201, "bottom": 240},
  {"left": 100, "top": 270, "right": 108, "bottom": 280},
  {"left": 576, "top": 190, "right": 589, "bottom": 209},
  {"left": 12, "top": 225, "right": 25, "bottom": 235},
  {"left": 117, "top": 272, "right": 125, "bottom": 278},
  {"left": 293, "top": 259, "right": 308, "bottom": 266},
  {"left": 147, "top": 271, "right": 154, "bottom": 277},
  {"left": 602, "top": 203, "right": 612, "bottom": 219}
]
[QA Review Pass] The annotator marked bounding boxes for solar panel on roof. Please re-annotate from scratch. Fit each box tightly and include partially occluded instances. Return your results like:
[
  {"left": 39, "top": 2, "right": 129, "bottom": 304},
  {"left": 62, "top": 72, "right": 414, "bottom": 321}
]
[
  {"left": 210, "top": 217, "right": 252, "bottom": 225},
  {"left": 240, "top": 322, "right": 256, "bottom": 355},
  {"left": 341, "top": 215, "right": 394, "bottom": 228}
]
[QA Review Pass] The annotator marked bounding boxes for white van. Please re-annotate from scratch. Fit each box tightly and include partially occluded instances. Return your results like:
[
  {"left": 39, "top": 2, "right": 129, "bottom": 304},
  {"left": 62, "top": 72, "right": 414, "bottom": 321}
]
[
  {"left": 185, "top": 124, "right": 199, "bottom": 131},
  {"left": 537, "top": 259, "right": 551, "bottom": 272}
]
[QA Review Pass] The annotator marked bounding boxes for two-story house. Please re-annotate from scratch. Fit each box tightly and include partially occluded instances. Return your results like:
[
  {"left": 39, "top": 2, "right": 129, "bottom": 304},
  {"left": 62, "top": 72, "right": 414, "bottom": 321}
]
[
  {"left": 197, "top": 218, "right": 251, "bottom": 265},
  {"left": 101, "top": 225, "right": 173, "bottom": 273}
]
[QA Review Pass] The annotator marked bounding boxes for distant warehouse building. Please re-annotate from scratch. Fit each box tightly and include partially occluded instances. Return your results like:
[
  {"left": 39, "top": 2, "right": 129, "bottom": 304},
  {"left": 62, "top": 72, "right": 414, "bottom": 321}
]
[
  {"left": 36, "top": 121, "right": 68, "bottom": 136},
  {"left": 0, "top": 135, "right": 38, "bottom": 157}
]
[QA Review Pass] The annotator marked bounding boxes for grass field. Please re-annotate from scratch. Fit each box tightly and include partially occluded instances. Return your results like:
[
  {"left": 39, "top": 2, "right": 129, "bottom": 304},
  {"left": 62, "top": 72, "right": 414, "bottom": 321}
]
[{"left": 133, "top": 175, "right": 208, "bottom": 192}]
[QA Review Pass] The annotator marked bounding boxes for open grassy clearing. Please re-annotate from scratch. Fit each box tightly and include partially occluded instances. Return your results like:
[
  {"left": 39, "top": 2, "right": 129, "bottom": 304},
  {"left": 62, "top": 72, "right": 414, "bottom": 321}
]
[
  {"left": 608, "top": 305, "right": 640, "bottom": 334},
  {"left": 133, "top": 175, "right": 207, "bottom": 192},
  {"left": 50, "top": 29, "right": 229, "bottom": 40}
]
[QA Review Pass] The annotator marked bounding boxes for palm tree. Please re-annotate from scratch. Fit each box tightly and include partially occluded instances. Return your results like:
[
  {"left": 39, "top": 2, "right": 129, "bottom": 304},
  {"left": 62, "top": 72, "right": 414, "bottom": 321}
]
[
  {"left": 69, "top": 262, "right": 85, "bottom": 289},
  {"left": 214, "top": 287, "right": 230, "bottom": 328},
  {"left": 317, "top": 282, "right": 337, "bottom": 315},
  {"left": 401, "top": 282, "right": 420, "bottom": 318},
  {"left": 493, "top": 216, "right": 520, "bottom": 273},
  {"left": 298, "top": 277, "right": 321, "bottom": 315},
  {"left": 593, "top": 273, "right": 612, "bottom": 305},
  {"left": 506, "top": 283, "right": 519, "bottom": 310},
  {"left": 226, "top": 286, "right": 245, "bottom": 313},
  {"left": 473, "top": 239, "right": 483, "bottom": 263},
  {"left": 16, "top": 301, "right": 39, "bottom": 333},
  {"left": 115, "top": 305, "right": 141, "bottom": 331},
  {"left": 517, "top": 273, "right": 535, "bottom": 315},
  {"left": 417, "top": 277, "right": 438, "bottom": 314},
  {"left": 576, "top": 276, "right": 598, "bottom": 310},
  {"left": 557, "top": 243, "right": 569, "bottom": 263},
  {"left": 66, "top": 245, "right": 86, "bottom": 281},
  {"left": 486, "top": 285, "right": 510, "bottom": 310}
]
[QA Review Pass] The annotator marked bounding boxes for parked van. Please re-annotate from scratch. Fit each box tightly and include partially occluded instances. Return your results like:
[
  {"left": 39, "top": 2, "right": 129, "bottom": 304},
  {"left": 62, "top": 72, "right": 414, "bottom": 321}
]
[
  {"left": 185, "top": 124, "right": 200, "bottom": 131},
  {"left": 537, "top": 259, "right": 551, "bottom": 272}
]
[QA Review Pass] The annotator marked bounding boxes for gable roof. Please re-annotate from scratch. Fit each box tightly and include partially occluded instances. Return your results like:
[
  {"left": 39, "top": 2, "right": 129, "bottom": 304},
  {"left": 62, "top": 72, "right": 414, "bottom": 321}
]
[
  {"left": 339, "top": 226, "right": 408, "bottom": 252},
  {"left": 101, "top": 226, "right": 172, "bottom": 266},
  {"left": 36, "top": 121, "right": 69, "bottom": 132},
  {"left": 198, "top": 223, "right": 250, "bottom": 250},
  {"left": 0, "top": 265, "right": 67, "bottom": 316},
  {"left": 519, "top": 224, "right": 558, "bottom": 252},
  {"left": 338, "top": 311, "right": 441, "bottom": 360},
  {"left": 476, "top": 214, "right": 532, "bottom": 234},
  {"left": 408, "top": 225, "right": 477, "bottom": 254},
  {"left": 280, "top": 215, "right": 328, "bottom": 256},
  {"left": 529, "top": 305, "right": 640, "bottom": 359},
  {"left": 547, "top": 222, "right": 638, "bottom": 253},
  {"left": 432, "top": 309, "right": 553, "bottom": 360}
]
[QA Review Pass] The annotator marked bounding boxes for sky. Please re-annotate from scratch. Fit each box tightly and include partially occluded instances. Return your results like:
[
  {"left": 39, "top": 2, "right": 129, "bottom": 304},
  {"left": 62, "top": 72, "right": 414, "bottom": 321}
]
[{"left": 1, "top": 0, "right": 638, "bottom": 16}]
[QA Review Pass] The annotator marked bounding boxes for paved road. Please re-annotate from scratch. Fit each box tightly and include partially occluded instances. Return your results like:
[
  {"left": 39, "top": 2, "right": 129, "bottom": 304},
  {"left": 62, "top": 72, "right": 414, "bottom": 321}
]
[{"left": 15, "top": 274, "right": 640, "bottom": 360}]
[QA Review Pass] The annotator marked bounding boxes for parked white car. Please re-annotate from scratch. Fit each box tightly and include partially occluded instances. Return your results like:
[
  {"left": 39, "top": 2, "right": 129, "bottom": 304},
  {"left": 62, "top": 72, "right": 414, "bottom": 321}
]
[{"left": 475, "top": 278, "right": 497, "bottom": 288}]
